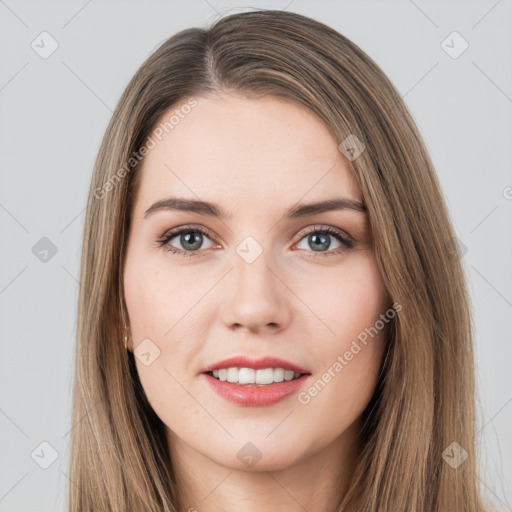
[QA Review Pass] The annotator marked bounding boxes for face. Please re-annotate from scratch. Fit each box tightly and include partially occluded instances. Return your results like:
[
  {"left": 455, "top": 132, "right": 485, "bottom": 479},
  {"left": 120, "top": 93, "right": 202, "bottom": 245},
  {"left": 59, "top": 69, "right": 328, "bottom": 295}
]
[{"left": 123, "top": 93, "right": 392, "bottom": 472}]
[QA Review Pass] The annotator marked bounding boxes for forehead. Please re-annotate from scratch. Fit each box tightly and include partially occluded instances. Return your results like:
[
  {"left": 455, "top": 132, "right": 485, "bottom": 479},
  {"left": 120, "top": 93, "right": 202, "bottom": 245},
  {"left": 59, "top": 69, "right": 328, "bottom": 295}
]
[{"left": 134, "top": 94, "right": 362, "bottom": 215}]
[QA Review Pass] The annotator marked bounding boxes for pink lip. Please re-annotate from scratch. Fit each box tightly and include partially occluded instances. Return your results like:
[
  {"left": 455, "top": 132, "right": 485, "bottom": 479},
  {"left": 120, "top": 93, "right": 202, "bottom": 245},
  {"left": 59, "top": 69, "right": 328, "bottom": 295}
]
[
  {"left": 201, "top": 373, "right": 310, "bottom": 407},
  {"left": 200, "top": 356, "right": 311, "bottom": 407},
  {"left": 200, "top": 356, "right": 309, "bottom": 374}
]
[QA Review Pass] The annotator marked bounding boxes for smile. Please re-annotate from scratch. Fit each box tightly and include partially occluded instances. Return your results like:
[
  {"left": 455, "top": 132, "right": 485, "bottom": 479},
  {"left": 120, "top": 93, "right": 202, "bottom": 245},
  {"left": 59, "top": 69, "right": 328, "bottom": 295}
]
[{"left": 207, "top": 367, "right": 303, "bottom": 385}]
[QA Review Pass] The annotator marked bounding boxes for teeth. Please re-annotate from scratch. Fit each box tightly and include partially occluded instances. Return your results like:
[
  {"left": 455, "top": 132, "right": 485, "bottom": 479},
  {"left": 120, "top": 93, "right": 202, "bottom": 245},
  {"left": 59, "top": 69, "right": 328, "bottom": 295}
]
[
  {"left": 227, "top": 367, "right": 238, "bottom": 383},
  {"left": 273, "top": 368, "right": 284, "bottom": 382},
  {"left": 254, "top": 368, "right": 273, "bottom": 384},
  {"left": 284, "top": 370, "right": 295, "bottom": 381},
  {"left": 208, "top": 367, "right": 302, "bottom": 385},
  {"left": 239, "top": 368, "right": 256, "bottom": 384}
]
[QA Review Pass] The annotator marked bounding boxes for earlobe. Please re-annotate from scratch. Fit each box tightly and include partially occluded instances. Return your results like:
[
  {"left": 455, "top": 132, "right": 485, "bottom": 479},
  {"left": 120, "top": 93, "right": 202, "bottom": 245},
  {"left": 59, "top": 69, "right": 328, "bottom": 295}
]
[
  {"left": 120, "top": 304, "right": 131, "bottom": 351},
  {"left": 122, "top": 326, "right": 131, "bottom": 351}
]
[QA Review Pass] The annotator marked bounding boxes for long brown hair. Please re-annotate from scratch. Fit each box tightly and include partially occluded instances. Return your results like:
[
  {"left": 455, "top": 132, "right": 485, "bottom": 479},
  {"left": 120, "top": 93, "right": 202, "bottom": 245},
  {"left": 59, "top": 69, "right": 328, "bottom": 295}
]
[{"left": 69, "top": 9, "right": 489, "bottom": 511}]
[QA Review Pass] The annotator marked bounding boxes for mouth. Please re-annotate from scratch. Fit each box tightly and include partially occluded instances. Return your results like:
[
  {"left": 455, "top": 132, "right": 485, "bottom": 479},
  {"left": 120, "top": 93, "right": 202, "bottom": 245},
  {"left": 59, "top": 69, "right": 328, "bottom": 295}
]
[
  {"left": 205, "top": 367, "right": 306, "bottom": 385},
  {"left": 200, "top": 356, "right": 311, "bottom": 407}
]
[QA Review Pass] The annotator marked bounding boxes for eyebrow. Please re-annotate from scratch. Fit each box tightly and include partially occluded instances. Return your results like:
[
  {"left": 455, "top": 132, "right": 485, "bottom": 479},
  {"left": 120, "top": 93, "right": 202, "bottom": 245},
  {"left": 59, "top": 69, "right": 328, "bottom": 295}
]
[{"left": 144, "top": 196, "right": 367, "bottom": 220}]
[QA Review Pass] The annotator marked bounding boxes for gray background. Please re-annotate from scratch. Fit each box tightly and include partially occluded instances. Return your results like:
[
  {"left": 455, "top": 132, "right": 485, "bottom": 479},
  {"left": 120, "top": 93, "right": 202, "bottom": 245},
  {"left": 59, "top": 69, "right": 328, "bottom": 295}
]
[{"left": 1, "top": 1, "right": 511, "bottom": 510}]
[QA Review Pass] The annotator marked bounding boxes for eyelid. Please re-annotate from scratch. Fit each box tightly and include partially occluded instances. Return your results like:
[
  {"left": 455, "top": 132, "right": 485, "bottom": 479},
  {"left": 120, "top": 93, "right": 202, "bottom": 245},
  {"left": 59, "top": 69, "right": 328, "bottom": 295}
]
[{"left": 294, "top": 224, "right": 352, "bottom": 244}]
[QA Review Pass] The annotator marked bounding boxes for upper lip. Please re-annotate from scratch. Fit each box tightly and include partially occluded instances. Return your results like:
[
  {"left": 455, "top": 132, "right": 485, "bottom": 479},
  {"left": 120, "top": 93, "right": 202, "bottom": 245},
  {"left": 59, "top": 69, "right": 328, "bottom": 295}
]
[{"left": 201, "top": 356, "right": 310, "bottom": 374}]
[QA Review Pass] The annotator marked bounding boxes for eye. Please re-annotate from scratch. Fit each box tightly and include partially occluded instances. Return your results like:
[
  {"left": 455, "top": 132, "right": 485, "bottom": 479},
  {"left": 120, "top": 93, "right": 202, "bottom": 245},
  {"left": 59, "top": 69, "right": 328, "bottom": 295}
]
[
  {"left": 157, "top": 225, "right": 216, "bottom": 257},
  {"left": 157, "top": 224, "right": 353, "bottom": 258},
  {"left": 293, "top": 225, "right": 353, "bottom": 256}
]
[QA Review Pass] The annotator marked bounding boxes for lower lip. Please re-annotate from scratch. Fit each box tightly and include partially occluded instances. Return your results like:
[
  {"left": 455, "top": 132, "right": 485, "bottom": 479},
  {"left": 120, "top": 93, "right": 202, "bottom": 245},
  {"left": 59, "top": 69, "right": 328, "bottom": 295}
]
[{"left": 202, "top": 373, "right": 309, "bottom": 407}]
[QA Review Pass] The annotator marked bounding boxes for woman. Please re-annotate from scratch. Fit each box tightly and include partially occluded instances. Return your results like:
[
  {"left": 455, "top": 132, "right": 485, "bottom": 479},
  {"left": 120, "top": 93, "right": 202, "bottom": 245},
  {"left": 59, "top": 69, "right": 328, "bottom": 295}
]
[{"left": 69, "top": 9, "right": 489, "bottom": 512}]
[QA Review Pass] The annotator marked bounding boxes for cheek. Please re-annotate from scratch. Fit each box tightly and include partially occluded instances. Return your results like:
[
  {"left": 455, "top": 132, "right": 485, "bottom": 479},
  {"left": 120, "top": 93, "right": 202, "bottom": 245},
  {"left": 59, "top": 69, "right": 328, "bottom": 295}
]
[
  {"left": 293, "top": 254, "right": 389, "bottom": 415},
  {"left": 123, "top": 252, "right": 210, "bottom": 409},
  {"left": 123, "top": 262, "right": 197, "bottom": 428},
  {"left": 294, "top": 251, "right": 390, "bottom": 346},
  {"left": 124, "top": 250, "right": 200, "bottom": 340}
]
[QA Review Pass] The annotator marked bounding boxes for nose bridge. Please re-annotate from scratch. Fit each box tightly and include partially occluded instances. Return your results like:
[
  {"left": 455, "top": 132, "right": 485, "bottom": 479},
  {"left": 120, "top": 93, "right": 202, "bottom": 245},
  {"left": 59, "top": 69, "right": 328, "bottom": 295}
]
[
  {"left": 232, "top": 235, "right": 277, "bottom": 301},
  {"left": 220, "top": 234, "right": 289, "bottom": 331}
]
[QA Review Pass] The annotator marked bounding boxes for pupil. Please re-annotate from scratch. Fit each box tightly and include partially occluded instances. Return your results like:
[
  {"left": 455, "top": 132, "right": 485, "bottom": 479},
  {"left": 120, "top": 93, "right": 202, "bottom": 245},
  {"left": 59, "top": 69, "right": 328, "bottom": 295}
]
[
  {"left": 310, "top": 233, "right": 329, "bottom": 251},
  {"left": 182, "top": 232, "right": 202, "bottom": 250}
]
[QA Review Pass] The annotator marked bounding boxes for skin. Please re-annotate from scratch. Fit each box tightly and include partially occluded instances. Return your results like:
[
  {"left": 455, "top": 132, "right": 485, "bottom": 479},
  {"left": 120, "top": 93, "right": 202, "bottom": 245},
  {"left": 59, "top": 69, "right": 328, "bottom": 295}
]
[{"left": 123, "top": 93, "right": 392, "bottom": 512}]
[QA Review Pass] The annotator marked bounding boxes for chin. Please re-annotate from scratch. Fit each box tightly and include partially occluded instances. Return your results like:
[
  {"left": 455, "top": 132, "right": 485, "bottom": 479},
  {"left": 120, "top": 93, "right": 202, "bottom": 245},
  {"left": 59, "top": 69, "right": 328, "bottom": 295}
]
[{"left": 201, "top": 435, "right": 309, "bottom": 473}]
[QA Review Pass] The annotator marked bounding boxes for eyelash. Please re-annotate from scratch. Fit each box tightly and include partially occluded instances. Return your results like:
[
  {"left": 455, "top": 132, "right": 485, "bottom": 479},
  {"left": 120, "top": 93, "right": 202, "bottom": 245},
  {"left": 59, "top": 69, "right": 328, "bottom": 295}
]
[{"left": 157, "top": 224, "right": 354, "bottom": 259}]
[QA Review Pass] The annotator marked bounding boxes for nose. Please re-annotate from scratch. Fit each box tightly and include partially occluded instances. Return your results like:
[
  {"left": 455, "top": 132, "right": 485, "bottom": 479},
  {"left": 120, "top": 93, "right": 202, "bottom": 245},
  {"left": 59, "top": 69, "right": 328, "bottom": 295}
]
[{"left": 220, "top": 248, "right": 291, "bottom": 334}]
